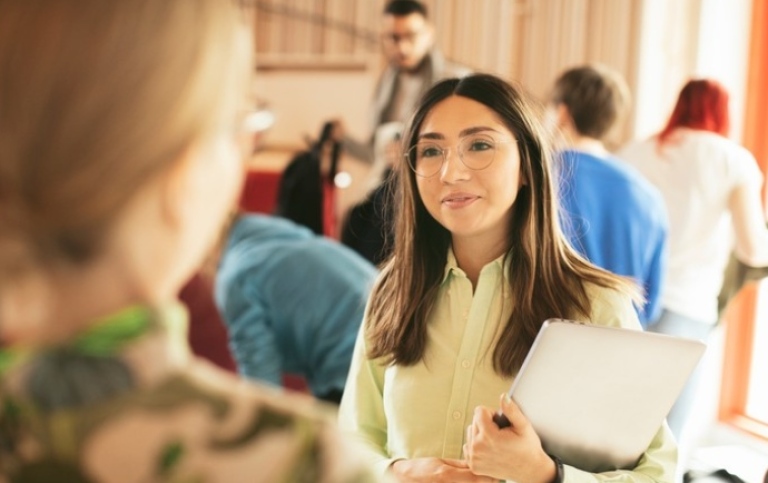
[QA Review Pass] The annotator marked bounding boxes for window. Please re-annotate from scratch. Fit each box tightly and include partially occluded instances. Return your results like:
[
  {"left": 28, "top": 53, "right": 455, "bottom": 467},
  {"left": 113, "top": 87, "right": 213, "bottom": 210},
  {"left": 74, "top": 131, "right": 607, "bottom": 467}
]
[
  {"left": 721, "top": 278, "right": 768, "bottom": 439},
  {"left": 719, "top": 0, "right": 768, "bottom": 440},
  {"left": 745, "top": 289, "right": 768, "bottom": 422}
]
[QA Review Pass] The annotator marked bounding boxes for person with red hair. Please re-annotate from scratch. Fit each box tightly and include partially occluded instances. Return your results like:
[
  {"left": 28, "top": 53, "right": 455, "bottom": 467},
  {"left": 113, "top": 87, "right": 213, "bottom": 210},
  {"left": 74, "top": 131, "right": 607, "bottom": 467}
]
[
  {"left": 657, "top": 79, "right": 731, "bottom": 144},
  {"left": 618, "top": 78, "right": 768, "bottom": 470}
]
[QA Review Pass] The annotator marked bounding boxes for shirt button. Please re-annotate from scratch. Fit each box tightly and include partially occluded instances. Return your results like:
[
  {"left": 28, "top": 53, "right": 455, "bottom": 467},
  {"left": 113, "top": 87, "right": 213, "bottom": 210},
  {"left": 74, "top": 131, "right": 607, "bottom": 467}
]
[
  {"left": 452, "top": 411, "right": 461, "bottom": 420},
  {"left": 461, "top": 360, "right": 471, "bottom": 369}
]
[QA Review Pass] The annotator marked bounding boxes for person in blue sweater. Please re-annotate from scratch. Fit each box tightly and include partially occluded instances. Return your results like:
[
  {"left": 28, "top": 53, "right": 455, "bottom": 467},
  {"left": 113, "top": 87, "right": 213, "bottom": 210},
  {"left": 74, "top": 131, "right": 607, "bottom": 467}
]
[
  {"left": 549, "top": 65, "right": 669, "bottom": 326},
  {"left": 215, "top": 213, "right": 378, "bottom": 403}
]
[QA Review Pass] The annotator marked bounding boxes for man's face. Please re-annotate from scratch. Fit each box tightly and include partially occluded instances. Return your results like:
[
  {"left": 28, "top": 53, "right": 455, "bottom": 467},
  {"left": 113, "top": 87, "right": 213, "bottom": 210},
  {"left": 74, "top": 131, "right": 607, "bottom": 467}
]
[{"left": 381, "top": 13, "right": 434, "bottom": 71}]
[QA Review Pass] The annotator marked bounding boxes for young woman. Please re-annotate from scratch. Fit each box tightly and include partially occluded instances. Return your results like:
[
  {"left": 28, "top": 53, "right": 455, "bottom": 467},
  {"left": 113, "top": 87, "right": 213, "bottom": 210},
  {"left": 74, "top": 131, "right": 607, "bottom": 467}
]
[
  {"left": 339, "top": 73, "right": 677, "bottom": 482},
  {"left": 0, "top": 1, "right": 375, "bottom": 481}
]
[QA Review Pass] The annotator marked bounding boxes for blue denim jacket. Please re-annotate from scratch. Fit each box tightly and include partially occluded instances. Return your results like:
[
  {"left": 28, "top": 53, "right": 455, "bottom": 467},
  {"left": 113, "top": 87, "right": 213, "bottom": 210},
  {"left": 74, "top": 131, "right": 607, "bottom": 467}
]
[{"left": 215, "top": 214, "right": 378, "bottom": 398}]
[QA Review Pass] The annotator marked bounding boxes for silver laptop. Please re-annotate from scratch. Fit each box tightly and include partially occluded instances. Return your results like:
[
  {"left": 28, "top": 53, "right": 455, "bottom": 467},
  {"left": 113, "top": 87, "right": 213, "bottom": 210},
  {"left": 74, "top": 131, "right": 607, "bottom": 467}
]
[{"left": 499, "top": 319, "right": 705, "bottom": 473}]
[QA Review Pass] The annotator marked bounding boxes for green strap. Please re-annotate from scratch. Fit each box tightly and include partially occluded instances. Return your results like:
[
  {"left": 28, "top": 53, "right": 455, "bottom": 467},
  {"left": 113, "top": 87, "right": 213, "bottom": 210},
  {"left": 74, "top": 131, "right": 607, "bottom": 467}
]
[{"left": 0, "top": 305, "right": 156, "bottom": 375}]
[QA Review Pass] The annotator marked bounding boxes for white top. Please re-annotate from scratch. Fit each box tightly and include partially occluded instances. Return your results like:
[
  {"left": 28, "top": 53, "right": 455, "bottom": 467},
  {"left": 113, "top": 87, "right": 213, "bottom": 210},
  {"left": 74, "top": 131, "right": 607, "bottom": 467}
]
[{"left": 617, "top": 129, "right": 763, "bottom": 323}]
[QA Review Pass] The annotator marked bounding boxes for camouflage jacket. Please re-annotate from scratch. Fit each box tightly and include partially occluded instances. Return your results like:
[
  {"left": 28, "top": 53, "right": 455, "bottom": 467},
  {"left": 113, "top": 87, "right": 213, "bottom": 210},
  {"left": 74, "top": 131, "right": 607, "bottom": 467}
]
[{"left": 0, "top": 304, "right": 378, "bottom": 483}]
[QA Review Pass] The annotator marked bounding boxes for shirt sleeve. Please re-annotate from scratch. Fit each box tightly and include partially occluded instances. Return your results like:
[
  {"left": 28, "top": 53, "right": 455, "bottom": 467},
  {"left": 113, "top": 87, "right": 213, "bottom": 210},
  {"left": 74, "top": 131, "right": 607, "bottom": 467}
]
[
  {"left": 559, "top": 424, "right": 677, "bottom": 482},
  {"left": 729, "top": 145, "right": 763, "bottom": 191},
  {"left": 218, "top": 276, "right": 283, "bottom": 387},
  {"left": 337, "top": 319, "right": 398, "bottom": 475}
]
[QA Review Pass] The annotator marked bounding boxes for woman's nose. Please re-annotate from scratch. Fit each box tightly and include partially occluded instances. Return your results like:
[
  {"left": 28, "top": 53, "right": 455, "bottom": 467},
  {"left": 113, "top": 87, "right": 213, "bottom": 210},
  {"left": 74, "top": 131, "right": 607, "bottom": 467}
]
[{"left": 439, "top": 148, "right": 469, "bottom": 182}]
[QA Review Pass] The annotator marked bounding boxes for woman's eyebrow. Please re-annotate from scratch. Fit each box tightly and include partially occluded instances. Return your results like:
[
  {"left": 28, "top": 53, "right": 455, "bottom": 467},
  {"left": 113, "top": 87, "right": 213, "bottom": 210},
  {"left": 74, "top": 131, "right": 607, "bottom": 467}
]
[
  {"left": 417, "top": 132, "right": 444, "bottom": 141},
  {"left": 460, "top": 126, "right": 500, "bottom": 137},
  {"left": 417, "top": 126, "right": 500, "bottom": 141}
]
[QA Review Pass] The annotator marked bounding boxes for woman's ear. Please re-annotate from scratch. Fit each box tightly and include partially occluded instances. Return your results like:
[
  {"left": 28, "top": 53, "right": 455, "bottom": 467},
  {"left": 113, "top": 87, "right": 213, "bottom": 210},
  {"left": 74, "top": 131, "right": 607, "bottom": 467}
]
[{"left": 158, "top": 147, "right": 199, "bottom": 229}]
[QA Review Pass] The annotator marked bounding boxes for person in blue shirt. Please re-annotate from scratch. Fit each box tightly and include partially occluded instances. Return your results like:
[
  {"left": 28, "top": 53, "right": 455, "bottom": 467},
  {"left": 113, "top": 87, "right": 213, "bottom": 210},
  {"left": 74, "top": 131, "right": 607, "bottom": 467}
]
[
  {"left": 549, "top": 65, "right": 669, "bottom": 326},
  {"left": 215, "top": 213, "right": 378, "bottom": 403}
]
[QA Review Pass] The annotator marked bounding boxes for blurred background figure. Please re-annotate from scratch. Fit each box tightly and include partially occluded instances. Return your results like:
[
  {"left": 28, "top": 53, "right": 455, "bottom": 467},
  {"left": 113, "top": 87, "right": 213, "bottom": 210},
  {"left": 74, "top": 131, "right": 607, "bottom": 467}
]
[
  {"left": 618, "top": 78, "right": 768, "bottom": 471},
  {"left": 274, "top": 119, "right": 344, "bottom": 237},
  {"left": 215, "top": 213, "right": 378, "bottom": 404},
  {"left": 549, "top": 64, "right": 669, "bottom": 326},
  {"left": 342, "top": 123, "right": 402, "bottom": 265},
  {"left": 0, "top": 0, "right": 378, "bottom": 481},
  {"left": 344, "top": 0, "right": 471, "bottom": 163}
]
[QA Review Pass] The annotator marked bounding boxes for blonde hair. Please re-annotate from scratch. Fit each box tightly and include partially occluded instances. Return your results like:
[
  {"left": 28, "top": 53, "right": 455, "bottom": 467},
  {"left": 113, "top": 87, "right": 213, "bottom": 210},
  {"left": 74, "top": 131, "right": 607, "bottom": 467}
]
[{"left": 0, "top": 0, "right": 252, "bottom": 299}]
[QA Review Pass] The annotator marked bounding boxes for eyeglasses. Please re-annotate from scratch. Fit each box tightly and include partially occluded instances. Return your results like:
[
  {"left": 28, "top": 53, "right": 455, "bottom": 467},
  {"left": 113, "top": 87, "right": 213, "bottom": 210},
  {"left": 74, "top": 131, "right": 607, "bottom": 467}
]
[
  {"left": 381, "top": 30, "right": 424, "bottom": 45},
  {"left": 405, "top": 135, "right": 515, "bottom": 178}
]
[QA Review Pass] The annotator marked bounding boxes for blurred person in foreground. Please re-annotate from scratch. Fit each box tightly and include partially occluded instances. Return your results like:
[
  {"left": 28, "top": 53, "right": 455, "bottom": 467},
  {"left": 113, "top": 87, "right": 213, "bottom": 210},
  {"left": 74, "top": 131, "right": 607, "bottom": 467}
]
[
  {"left": 549, "top": 65, "right": 669, "bottom": 327},
  {"left": 0, "top": 1, "right": 378, "bottom": 481}
]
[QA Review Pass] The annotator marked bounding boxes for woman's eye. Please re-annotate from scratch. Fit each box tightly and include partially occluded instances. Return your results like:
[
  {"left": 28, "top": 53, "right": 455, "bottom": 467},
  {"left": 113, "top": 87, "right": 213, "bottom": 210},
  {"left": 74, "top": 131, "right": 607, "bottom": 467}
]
[
  {"left": 468, "top": 140, "right": 493, "bottom": 151},
  {"left": 420, "top": 146, "right": 443, "bottom": 158}
]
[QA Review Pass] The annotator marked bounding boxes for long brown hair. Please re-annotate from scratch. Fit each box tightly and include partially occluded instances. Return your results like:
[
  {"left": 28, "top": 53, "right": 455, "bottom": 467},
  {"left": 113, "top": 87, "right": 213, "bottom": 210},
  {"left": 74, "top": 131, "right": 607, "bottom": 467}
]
[{"left": 367, "top": 74, "right": 640, "bottom": 376}]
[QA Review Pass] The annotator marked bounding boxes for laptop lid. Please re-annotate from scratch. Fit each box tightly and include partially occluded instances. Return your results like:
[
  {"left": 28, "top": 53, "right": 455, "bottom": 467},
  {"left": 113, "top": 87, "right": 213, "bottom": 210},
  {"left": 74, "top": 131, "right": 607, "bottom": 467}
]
[{"left": 504, "top": 319, "right": 705, "bottom": 472}]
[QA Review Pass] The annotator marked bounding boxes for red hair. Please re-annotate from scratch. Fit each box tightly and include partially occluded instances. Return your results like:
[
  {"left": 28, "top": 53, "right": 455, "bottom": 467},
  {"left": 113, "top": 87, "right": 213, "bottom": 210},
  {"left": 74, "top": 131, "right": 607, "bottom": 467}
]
[{"left": 658, "top": 79, "right": 730, "bottom": 145}]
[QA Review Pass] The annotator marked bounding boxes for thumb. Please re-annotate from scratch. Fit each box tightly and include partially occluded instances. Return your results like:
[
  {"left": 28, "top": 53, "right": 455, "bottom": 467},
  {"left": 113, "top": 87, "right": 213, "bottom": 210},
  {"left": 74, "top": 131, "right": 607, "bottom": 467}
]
[{"left": 499, "top": 393, "right": 530, "bottom": 433}]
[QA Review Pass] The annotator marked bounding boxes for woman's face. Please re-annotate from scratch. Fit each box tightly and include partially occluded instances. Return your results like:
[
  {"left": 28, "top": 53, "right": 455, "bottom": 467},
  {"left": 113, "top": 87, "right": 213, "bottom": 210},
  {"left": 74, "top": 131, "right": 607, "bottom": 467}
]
[
  {"left": 414, "top": 95, "right": 524, "bottom": 249},
  {"left": 170, "top": 112, "right": 247, "bottom": 289}
]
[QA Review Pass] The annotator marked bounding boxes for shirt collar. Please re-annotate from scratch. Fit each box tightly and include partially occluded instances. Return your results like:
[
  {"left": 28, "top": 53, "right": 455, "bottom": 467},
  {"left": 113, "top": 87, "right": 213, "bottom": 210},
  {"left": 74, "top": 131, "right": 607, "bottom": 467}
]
[{"left": 441, "top": 247, "right": 510, "bottom": 284}]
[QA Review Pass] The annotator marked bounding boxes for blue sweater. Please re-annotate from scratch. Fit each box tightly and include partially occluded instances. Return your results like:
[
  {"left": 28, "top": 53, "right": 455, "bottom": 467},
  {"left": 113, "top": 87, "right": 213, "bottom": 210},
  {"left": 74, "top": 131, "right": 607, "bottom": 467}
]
[
  {"left": 557, "top": 150, "right": 668, "bottom": 326},
  {"left": 215, "top": 214, "right": 378, "bottom": 397}
]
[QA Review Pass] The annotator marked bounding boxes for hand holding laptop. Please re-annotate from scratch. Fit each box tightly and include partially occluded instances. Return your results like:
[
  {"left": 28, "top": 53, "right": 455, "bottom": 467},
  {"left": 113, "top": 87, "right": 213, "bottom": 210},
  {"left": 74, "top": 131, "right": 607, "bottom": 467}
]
[
  {"left": 464, "top": 394, "right": 561, "bottom": 483},
  {"left": 485, "top": 319, "right": 705, "bottom": 473}
]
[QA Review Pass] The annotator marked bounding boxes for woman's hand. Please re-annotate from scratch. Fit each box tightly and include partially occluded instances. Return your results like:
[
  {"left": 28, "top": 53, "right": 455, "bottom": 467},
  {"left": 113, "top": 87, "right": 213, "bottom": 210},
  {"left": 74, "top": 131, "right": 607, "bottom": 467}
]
[
  {"left": 390, "top": 457, "right": 497, "bottom": 482},
  {"left": 464, "top": 394, "right": 557, "bottom": 483}
]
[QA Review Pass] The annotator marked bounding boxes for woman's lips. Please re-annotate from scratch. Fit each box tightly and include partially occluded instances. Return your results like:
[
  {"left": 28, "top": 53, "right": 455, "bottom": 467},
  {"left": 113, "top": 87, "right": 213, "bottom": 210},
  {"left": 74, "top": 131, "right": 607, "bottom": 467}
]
[{"left": 441, "top": 193, "right": 479, "bottom": 208}]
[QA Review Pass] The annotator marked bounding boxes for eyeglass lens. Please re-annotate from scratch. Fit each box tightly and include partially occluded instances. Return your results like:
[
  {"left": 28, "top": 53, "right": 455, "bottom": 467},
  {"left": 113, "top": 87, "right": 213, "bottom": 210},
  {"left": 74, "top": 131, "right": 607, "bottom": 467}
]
[{"left": 407, "top": 135, "right": 499, "bottom": 177}]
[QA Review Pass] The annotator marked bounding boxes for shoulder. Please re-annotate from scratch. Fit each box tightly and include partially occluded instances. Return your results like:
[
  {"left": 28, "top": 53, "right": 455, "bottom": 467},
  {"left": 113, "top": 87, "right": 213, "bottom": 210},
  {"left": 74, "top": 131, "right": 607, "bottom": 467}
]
[
  {"left": 675, "top": 130, "right": 752, "bottom": 162},
  {"left": 616, "top": 136, "right": 656, "bottom": 157},
  {"left": 444, "top": 61, "right": 472, "bottom": 78},
  {"left": 430, "top": 49, "right": 472, "bottom": 79},
  {"left": 681, "top": 131, "right": 761, "bottom": 182},
  {"left": 587, "top": 152, "right": 666, "bottom": 211},
  {"left": 178, "top": 360, "right": 380, "bottom": 481},
  {"left": 566, "top": 150, "right": 657, "bottom": 192},
  {"left": 228, "top": 216, "right": 313, "bottom": 252},
  {"left": 583, "top": 282, "right": 642, "bottom": 331},
  {"left": 219, "top": 219, "right": 317, "bottom": 288}
]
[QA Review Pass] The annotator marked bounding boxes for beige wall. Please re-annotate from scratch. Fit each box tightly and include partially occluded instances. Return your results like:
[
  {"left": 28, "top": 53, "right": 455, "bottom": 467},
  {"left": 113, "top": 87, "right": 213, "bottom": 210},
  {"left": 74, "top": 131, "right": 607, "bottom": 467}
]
[
  {"left": 252, "top": 0, "right": 754, "bottom": 149},
  {"left": 253, "top": 69, "right": 376, "bottom": 147}
]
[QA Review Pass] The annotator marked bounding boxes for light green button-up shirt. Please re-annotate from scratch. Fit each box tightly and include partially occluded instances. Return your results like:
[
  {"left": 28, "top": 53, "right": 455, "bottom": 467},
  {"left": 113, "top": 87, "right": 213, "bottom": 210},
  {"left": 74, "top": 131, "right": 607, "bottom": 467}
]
[{"left": 339, "top": 250, "right": 677, "bottom": 481}]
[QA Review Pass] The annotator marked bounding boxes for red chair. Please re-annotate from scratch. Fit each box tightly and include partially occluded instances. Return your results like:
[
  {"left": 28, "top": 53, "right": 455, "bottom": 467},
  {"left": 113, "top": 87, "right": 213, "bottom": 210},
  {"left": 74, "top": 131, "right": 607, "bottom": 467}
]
[{"left": 240, "top": 170, "right": 282, "bottom": 214}]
